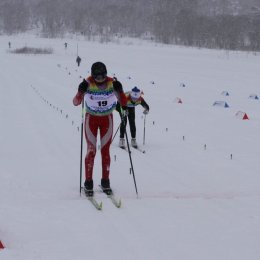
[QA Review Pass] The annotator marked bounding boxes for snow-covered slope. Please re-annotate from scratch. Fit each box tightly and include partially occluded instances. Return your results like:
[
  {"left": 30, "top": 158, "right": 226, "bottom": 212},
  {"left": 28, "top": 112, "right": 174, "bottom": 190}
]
[{"left": 1, "top": 35, "right": 260, "bottom": 260}]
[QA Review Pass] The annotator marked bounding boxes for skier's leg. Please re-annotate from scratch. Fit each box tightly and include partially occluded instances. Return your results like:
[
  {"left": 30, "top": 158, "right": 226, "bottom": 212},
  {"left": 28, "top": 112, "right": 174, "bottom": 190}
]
[
  {"left": 128, "top": 109, "right": 136, "bottom": 138},
  {"left": 119, "top": 117, "right": 126, "bottom": 138},
  {"left": 100, "top": 114, "right": 113, "bottom": 180},
  {"left": 84, "top": 113, "right": 98, "bottom": 181}
]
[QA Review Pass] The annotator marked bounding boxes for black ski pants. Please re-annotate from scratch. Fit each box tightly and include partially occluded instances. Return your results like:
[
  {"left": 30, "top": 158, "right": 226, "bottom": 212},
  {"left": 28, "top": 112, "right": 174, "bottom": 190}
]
[{"left": 120, "top": 107, "right": 136, "bottom": 139}]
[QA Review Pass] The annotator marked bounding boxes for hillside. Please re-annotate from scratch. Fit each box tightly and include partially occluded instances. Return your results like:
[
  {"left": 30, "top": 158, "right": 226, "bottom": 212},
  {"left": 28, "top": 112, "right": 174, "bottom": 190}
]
[{"left": 0, "top": 35, "right": 260, "bottom": 260}]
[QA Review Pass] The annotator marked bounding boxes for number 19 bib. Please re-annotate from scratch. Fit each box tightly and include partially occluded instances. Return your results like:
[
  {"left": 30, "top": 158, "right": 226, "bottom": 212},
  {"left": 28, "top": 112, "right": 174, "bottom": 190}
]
[{"left": 84, "top": 91, "right": 117, "bottom": 116}]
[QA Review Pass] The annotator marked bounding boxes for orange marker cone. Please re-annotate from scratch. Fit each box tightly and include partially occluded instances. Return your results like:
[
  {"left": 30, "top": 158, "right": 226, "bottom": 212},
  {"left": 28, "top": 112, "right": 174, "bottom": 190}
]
[{"left": 243, "top": 113, "right": 249, "bottom": 120}]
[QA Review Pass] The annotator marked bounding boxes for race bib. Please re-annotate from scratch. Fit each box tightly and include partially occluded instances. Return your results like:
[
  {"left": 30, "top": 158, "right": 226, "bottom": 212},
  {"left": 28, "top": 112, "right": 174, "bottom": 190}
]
[{"left": 84, "top": 92, "right": 117, "bottom": 115}]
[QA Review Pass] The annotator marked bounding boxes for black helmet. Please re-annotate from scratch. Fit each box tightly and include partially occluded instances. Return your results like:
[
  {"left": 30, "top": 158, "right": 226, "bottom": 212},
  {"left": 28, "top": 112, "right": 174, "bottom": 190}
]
[{"left": 91, "top": 62, "right": 107, "bottom": 81}]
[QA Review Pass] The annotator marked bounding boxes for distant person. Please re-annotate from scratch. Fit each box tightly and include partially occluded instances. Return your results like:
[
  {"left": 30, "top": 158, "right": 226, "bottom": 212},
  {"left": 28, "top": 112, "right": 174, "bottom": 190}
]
[
  {"left": 76, "top": 56, "right": 81, "bottom": 67},
  {"left": 8, "top": 42, "right": 11, "bottom": 48},
  {"left": 64, "top": 42, "right": 68, "bottom": 49},
  {"left": 73, "top": 62, "right": 127, "bottom": 196},
  {"left": 118, "top": 86, "right": 149, "bottom": 149}
]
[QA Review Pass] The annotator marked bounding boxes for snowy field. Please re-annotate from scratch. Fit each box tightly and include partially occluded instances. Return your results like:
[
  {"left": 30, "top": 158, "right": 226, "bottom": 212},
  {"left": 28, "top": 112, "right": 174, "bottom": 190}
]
[{"left": 0, "top": 34, "right": 260, "bottom": 260}]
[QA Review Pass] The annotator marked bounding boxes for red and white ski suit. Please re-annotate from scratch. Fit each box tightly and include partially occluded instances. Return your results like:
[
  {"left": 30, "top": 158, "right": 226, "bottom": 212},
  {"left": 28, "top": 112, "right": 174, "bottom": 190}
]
[{"left": 73, "top": 76, "right": 126, "bottom": 181}]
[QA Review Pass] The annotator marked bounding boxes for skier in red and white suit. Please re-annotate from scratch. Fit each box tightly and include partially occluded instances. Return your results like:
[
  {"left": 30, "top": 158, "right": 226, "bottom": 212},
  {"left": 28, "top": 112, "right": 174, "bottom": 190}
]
[{"left": 73, "top": 62, "right": 127, "bottom": 196}]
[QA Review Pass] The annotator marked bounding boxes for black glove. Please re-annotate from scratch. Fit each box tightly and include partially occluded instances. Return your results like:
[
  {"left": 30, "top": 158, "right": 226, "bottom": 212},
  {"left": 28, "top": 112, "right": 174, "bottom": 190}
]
[
  {"left": 143, "top": 109, "right": 149, "bottom": 115},
  {"left": 113, "top": 80, "right": 123, "bottom": 92},
  {"left": 78, "top": 79, "right": 88, "bottom": 93}
]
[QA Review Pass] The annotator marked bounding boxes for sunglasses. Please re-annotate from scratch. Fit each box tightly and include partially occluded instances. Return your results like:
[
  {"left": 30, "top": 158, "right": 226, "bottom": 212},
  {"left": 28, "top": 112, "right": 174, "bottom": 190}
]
[{"left": 93, "top": 74, "right": 106, "bottom": 82}]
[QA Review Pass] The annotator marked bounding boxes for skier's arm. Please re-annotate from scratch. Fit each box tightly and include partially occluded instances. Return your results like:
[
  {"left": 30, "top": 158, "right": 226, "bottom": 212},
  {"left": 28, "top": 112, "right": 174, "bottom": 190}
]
[
  {"left": 113, "top": 79, "right": 127, "bottom": 108},
  {"left": 116, "top": 102, "right": 122, "bottom": 113},
  {"left": 73, "top": 79, "right": 88, "bottom": 106},
  {"left": 141, "top": 98, "right": 149, "bottom": 112},
  {"left": 113, "top": 79, "right": 128, "bottom": 121}
]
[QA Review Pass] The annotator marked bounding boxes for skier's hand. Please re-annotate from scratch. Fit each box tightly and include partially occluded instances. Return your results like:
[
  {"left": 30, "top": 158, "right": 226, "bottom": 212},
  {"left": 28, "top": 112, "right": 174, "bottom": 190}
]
[
  {"left": 143, "top": 109, "right": 149, "bottom": 115},
  {"left": 78, "top": 79, "right": 88, "bottom": 93},
  {"left": 121, "top": 106, "right": 128, "bottom": 117},
  {"left": 113, "top": 80, "right": 123, "bottom": 92}
]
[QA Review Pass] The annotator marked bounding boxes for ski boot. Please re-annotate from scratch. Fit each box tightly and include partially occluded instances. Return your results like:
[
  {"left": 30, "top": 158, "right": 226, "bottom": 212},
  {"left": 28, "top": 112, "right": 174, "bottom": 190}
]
[
  {"left": 131, "top": 138, "right": 138, "bottom": 148},
  {"left": 119, "top": 138, "right": 126, "bottom": 149},
  {"left": 101, "top": 178, "right": 112, "bottom": 195},
  {"left": 84, "top": 180, "right": 93, "bottom": 197}
]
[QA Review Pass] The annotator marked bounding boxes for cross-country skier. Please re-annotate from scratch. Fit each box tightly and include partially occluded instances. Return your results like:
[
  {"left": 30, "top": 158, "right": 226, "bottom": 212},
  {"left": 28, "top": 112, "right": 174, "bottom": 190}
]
[
  {"left": 118, "top": 86, "right": 149, "bottom": 149},
  {"left": 73, "top": 62, "right": 127, "bottom": 196},
  {"left": 76, "top": 56, "right": 81, "bottom": 67}
]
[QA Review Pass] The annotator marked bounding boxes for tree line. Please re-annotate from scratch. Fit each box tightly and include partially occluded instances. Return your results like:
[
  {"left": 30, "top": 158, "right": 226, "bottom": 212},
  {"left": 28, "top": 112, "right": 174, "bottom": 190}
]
[{"left": 0, "top": 0, "right": 260, "bottom": 51}]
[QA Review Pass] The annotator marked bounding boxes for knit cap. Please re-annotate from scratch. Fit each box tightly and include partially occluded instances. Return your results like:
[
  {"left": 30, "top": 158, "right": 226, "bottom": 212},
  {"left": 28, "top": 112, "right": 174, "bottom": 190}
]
[{"left": 130, "top": 86, "right": 141, "bottom": 100}]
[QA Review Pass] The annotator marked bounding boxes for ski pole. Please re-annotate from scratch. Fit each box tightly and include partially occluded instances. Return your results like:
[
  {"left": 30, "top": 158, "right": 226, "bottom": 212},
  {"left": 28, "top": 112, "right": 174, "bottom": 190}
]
[
  {"left": 143, "top": 114, "right": 146, "bottom": 145},
  {"left": 121, "top": 113, "right": 138, "bottom": 197},
  {"left": 79, "top": 100, "right": 84, "bottom": 194},
  {"left": 111, "top": 122, "right": 121, "bottom": 144}
]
